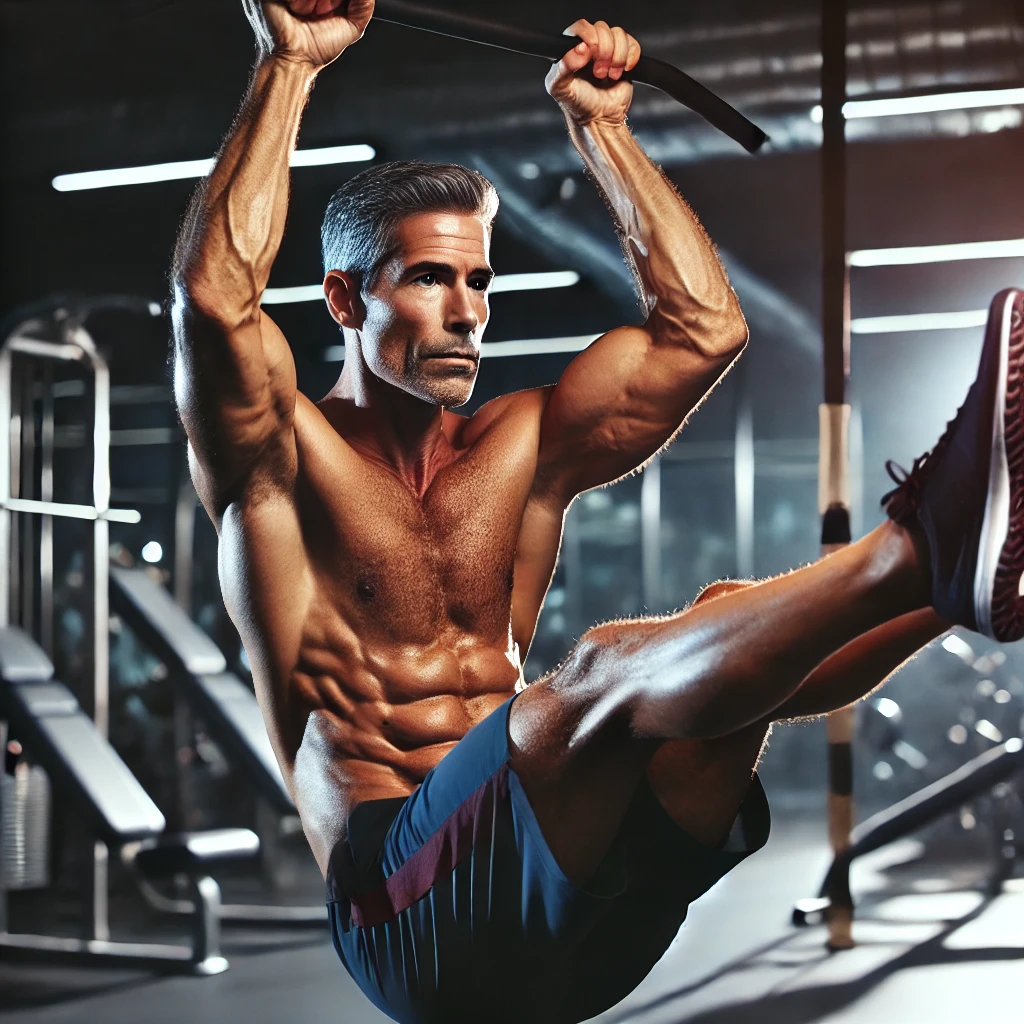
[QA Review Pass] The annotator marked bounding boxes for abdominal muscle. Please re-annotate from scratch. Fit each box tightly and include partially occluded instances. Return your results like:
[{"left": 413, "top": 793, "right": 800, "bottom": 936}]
[{"left": 282, "top": 632, "right": 522, "bottom": 877}]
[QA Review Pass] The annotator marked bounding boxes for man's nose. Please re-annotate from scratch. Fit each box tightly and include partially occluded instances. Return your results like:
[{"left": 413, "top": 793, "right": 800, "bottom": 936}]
[{"left": 445, "top": 283, "right": 483, "bottom": 335}]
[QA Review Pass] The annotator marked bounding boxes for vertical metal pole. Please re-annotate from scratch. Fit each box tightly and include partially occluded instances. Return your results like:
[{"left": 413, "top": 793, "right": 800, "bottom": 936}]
[
  {"left": 820, "top": 0, "right": 855, "bottom": 952},
  {"left": 640, "top": 456, "right": 662, "bottom": 611},
  {"left": 78, "top": 324, "right": 112, "bottom": 943},
  {"left": 0, "top": 348, "right": 14, "bottom": 629},
  {"left": 39, "top": 367, "right": 55, "bottom": 657},
  {"left": 734, "top": 362, "right": 755, "bottom": 579},
  {"left": 8, "top": 363, "right": 23, "bottom": 629},
  {"left": 20, "top": 371, "right": 36, "bottom": 636}
]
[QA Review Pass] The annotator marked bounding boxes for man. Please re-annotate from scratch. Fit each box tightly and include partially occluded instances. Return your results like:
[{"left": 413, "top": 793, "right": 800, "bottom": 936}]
[{"left": 171, "top": 2, "right": 1024, "bottom": 1021}]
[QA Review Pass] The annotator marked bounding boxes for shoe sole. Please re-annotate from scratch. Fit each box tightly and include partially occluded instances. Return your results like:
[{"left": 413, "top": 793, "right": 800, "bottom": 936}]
[{"left": 975, "top": 289, "right": 1024, "bottom": 641}]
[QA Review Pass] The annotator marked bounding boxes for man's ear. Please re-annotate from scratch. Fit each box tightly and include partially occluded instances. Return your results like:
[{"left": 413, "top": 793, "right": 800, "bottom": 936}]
[{"left": 324, "top": 271, "right": 365, "bottom": 328}]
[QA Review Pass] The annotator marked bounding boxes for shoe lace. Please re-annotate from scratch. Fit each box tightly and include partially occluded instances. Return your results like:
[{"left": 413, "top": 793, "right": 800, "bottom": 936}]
[{"left": 881, "top": 400, "right": 966, "bottom": 523}]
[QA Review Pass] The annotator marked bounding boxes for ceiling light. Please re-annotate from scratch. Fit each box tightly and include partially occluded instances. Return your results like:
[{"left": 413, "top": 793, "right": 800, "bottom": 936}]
[
  {"left": 850, "top": 238, "right": 1024, "bottom": 267},
  {"left": 52, "top": 144, "right": 376, "bottom": 192},
  {"left": 851, "top": 310, "right": 988, "bottom": 335},
  {"left": 324, "top": 334, "right": 600, "bottom": 363},
  {"left": 811, "top": 86, "right": 1024, "bottom": 123},
  {"left": 141, "top": 541, "right": 163, "bottom": 564},
  {"left": 264, "top": 271, "right": 580, "bottom": 306}
]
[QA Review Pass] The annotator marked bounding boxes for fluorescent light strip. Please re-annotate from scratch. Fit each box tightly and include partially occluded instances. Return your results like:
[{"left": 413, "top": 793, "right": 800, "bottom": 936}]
[
  {"left": 851, "top": 310, "right": 988, "bottom": 335},
  {"left": 491, "top": 271, "right": 579, "bottom": 294},
  {"left": 52, "top": 144, "right": 376, "bottom": 192},
  {"left": 850, "top": 238, "right": 1024, "bottom": 267},
  {"left": 324, "top": 334, "right": 600, "bottom": 363},
  {"left": 811, "top": 86, "right": 1024, "bottom": 123},
  {"left": 263, "top": 271, "right": 580, "bottom": 306}
]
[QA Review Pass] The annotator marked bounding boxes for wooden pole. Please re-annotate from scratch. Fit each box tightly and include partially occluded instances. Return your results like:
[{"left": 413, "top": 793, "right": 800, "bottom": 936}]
[{"left": 820, "top": 0, "right": 855, "bottom": 952}]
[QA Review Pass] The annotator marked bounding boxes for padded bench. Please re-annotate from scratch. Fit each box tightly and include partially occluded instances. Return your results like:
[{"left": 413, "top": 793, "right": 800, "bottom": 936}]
[{"left": 0, "top": 625, "right": 259, "bottom": 973}]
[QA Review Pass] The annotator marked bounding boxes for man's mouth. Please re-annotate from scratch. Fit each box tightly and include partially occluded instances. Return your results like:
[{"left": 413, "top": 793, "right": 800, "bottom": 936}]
[{"left": 423, "top": 351, "right": 478, "bottom": 365}]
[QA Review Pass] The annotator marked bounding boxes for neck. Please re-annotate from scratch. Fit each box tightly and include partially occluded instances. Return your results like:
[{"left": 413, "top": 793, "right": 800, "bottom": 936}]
[{"left": 327, "top": 340, "right": 452, "bottom": 497}]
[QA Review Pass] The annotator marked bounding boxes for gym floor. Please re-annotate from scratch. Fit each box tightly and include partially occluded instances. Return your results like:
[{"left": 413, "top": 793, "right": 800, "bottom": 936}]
[{"left": 2, "top": 811, "right": 1021, "bottom": 1024}]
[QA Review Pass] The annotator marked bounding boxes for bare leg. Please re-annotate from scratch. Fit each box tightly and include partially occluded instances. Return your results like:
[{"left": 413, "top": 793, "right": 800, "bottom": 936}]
[
  {"left": 511, "top": 520, "right": 932, "bottom": 881},
  {"left": 646, "top": 585, "right": 948, "bottom": 846}
]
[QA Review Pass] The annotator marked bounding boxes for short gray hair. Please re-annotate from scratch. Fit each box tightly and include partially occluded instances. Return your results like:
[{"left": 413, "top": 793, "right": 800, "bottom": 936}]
[{"left": 321, "top": 161, "right": 499, "bottom": 290}]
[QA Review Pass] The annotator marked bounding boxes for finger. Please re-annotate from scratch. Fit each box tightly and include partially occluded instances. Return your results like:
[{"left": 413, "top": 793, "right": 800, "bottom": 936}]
[
  {"left": 560, "top": 19, "right": 598, "bottom": 73},
  {"left": 559, "top": 40, "right": 593, "bottom": 74},
  {"left": 608, "top": 26, "right": 630, "bottom": 80},
  {"left": 624, "top": 34, "right": 642, "bottom": 73},
  {"left": 592, "top": 20, "right": 614, "bottom": 76}
]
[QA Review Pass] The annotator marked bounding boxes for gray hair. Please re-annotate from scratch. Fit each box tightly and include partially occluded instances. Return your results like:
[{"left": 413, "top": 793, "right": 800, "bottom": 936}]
[{"left": 321, "top": 160, "right": 500, "bottom": 291}]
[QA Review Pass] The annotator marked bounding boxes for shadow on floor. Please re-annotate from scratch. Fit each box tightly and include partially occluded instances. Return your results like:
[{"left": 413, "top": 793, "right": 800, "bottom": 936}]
[{"left": 603, "top": 895, "right": 1023, "bottom": 1024}]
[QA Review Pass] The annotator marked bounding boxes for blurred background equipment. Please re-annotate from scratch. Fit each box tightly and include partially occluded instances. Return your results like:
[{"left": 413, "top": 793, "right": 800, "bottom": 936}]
[{"left": 0, "top": 301, "right": 261, "bottom": 975}]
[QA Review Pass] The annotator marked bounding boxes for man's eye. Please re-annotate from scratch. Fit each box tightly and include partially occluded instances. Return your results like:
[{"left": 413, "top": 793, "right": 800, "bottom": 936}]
[
  {"left": 416, "top": 273, "right": 436, "bottom": 286},
  {"left": 471, "top": 279, "right": 489, "bottom": 291}
]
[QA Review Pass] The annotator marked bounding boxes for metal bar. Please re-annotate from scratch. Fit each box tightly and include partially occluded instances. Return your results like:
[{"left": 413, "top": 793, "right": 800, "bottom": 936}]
[
  {"left": 6, "top": 338, "right": 85, "bottom": 363},
  {"left": 39, "top": 369, "right": 55, "bottom": 657},
  {"left": 0, "top": 347, "right": 13, "bottom": 628},
  {"left": 820, "top": 0, "right": 855, "bottom": 954},
  {"left": 640, "top": 456, "right": 662, "bottom": 611},
  {"left": 373, "top": 0, "right": 769, "bottom": 153},
  {"left": 20, "top": 367, "right": 36, "bottom": 636},
  {"left": 0, "top": 499, "right": 140, "bottom": 524}
]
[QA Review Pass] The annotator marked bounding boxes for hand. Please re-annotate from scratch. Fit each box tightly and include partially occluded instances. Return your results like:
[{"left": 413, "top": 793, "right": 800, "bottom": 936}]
[
  {"left": 243, "top": 0, "right": 375, "bottom": 69},
  {"left": 545, "top": 19, "right": 641, "bottom": 126}
]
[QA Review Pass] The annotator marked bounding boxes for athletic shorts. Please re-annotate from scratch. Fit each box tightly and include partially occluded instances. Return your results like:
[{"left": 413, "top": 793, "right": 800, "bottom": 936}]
[{"left": 326, "top": 696, "right": 770, "bottom": 1024}]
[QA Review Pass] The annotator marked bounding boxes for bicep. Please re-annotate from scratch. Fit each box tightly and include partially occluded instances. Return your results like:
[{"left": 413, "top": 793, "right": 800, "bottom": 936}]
[
  {"left": 173, "top": 297, "right": 298, "bottom": 503},
  {"left": 537, "top": 324, "right": 737, "bottom": 499}
]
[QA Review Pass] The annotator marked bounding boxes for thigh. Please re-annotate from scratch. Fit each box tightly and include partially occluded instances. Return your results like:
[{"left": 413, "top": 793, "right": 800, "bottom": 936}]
[
  {"left": 509, "top": 579, "right": 764, "bottom": 886},
  {"left": 508, "top": 653, "right": 658, "bottom": 886}
]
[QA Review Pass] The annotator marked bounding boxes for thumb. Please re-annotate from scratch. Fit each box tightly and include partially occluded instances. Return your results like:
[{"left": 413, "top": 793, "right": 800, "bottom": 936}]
[{"left": 558, "top": 39, "right": 593, "bottom": 74}]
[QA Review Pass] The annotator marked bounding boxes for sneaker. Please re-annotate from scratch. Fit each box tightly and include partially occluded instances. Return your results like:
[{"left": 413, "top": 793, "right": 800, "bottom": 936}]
[{"left": 882, "top": 288, "right": 1024, "bottom": 641}]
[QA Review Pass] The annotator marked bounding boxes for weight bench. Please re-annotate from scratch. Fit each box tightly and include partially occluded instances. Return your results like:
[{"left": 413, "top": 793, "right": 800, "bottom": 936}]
[
  {"left": 0, "top": 625, "right": 260, "bottom": 974},
  {"left": 109, "top": 566, "right": 325, "bottom": 925}
]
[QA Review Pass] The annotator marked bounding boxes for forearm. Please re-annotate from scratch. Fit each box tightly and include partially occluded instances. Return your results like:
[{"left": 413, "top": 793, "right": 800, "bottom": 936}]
[
  {"left": 566, "top": 116, "right": 747, "bottom": 356},
  {"left": 173, "top": 55, "right": 318, "bottom": 326}
]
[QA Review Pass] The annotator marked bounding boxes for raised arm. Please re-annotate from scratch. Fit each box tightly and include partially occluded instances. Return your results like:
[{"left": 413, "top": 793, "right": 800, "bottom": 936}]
[
  {"left": 534, "top": 20, "right": 748, "bottom": 504},
  {"left": 171, "top": 0, "right": 373, "bottom": 518}
]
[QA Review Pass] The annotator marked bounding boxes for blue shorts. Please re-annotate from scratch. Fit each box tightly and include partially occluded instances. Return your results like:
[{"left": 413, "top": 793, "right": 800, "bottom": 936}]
[{"left": 326, "top": 697, "right": 770, "bottom": 1024}]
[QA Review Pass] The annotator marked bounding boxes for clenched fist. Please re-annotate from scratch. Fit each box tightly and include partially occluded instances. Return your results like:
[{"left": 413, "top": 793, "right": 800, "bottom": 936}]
[
  {"left": 243, "top": 0, "right": 374, "bottom": 68},
  {"left": 546, "top": 19, "right": 641, "bottom": 126}
]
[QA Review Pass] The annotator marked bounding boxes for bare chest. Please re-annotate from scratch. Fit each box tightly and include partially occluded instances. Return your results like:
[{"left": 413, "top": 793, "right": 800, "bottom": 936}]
[{"left": 297, "top": 429, "right": 536, "bottom": 646}]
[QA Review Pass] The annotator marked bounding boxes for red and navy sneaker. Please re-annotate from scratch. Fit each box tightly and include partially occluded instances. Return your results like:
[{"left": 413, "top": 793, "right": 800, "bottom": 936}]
[{"left": 882, "top": 288, "right": 1024, "bottom": 641}]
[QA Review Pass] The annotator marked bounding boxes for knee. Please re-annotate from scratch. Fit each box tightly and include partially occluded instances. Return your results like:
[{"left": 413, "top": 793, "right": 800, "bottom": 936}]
[{"left": 692, "top": 579, "right": 756, "bottom": 608}]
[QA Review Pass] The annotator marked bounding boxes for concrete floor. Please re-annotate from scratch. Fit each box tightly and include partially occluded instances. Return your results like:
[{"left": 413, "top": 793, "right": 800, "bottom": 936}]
[{"left": 2, "top": 819, "right": 1022, "bottom": 1024}]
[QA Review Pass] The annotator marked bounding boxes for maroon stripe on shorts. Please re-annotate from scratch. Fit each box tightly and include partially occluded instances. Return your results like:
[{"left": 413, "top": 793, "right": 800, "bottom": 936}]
[{"left": 346, "top": 765, "right": 509, "bottom": 929}]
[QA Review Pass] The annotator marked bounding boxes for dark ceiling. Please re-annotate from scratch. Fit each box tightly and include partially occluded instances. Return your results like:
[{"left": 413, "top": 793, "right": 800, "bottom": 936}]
[{"left": 2, "top": 0, "right": 1023, "bottom": 434}]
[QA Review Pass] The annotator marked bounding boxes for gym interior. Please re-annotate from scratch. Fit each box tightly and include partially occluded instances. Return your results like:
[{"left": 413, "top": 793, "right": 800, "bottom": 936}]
[{"left": 2, "top": 1, "right": 1024, "bottom": 1022}]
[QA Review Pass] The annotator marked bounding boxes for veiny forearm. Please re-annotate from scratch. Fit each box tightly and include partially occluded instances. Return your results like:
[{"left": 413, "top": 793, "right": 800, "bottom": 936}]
[
  {"left": 174, "top": 55, "right": 319, "bottom": 326},
  {"left": 566, "top": 116, "right": 746, "bottom": 356}
]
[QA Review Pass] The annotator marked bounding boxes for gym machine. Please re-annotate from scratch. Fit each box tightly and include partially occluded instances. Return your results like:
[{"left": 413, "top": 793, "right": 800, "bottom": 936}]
[{"left": 0, "top": 299, "right": 260, "bottom": 973}]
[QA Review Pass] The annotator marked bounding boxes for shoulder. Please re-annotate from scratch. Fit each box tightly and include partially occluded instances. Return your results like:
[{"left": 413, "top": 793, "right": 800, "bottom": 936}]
[{"left": 450, "top": 386, "right": 555, "bottom": 449}]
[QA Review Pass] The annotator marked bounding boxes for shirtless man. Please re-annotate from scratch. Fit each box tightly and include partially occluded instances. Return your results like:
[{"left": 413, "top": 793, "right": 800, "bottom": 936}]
[{"left": 171, "top": 2, "right": 1024, "bottom": 1021}]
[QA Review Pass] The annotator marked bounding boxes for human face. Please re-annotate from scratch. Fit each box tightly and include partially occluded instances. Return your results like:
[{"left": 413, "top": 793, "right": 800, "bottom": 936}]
[{"left": 359, "top": 211, "right": 493, "bottom": 408}]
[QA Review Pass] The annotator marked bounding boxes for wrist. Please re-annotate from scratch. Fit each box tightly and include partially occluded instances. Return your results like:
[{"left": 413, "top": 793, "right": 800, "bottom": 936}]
[
  {"left": 264, "top": 50, "right": 326, "bottom": 79},
  {"left": 560, "top": 106, "right": 629, "bottom": 131}
]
